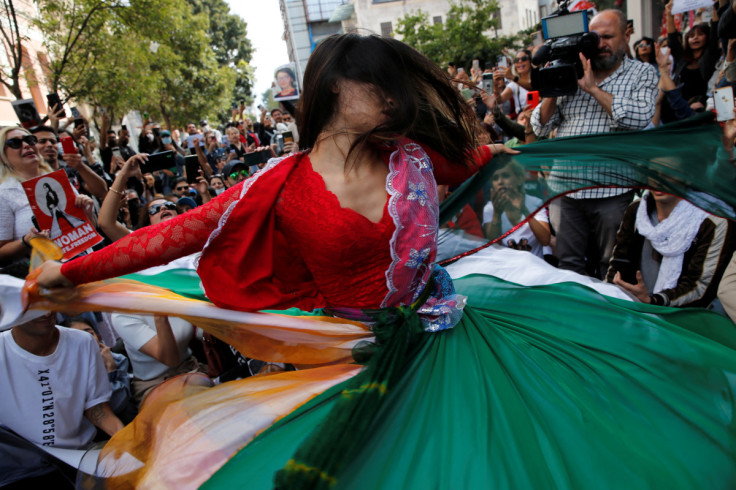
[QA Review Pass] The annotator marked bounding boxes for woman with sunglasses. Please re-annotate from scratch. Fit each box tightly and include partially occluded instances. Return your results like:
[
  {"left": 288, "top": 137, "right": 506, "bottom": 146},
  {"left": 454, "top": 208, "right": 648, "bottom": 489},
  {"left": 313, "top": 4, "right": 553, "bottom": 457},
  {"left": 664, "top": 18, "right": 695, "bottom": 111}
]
[
  {"left": 0, "top": 127, "right": 54, "bottom": 269},
  {"left": 633, "top": 36, "right": 657, "bottom": 67},
  {"left": 34, "top": 34, "right": 736, "bottom": 488},
  {"left": 493, "top": 50, "right": 533, "bottom": 118}
]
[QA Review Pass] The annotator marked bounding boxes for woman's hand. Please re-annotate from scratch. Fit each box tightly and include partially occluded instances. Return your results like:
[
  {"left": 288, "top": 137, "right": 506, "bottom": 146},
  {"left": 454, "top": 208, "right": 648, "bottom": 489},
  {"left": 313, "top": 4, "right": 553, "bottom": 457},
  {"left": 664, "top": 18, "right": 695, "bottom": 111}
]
[
  {"left": 195, "top": 169, "right": 209, "bottom": 195},
  {"left": 654, "top": 41, "right": 670, "bottom": 69},
  {"left": 72, "top": 123, "right": 86, "bottom": 143},
  {"left": 493, "top": 68, "right": 505, "bottom": 87},
  {"left": 491, "top": 188, "right": 512, "bottom": 214},
  {"left": 35, "top": 260, "right": 74, "bottom": 288},
  {"left": 24, "top": 227, "right": 51, "bottom": 249},
  {"left": 74, "top": 194, "right": 96, "bottom": 224},
  {"left": 487, "top": 144, "right": 520, "bottom": 156},
  {"left": 613, "top": 271, "right": 651, "bottom": 303},
  {"left": 492, "top": 188, "right": 523, "bottom": 218},
  {"left": 480, "top": 90, "right": 497, "bottom": 109},
  {"left": 119, "top": 153, "right": 148, "bottom": 180},
  {"left": 48, "top": 103, "right": 65, "bottom": 132},
  {"left": 502, "top": 65, "right": 513, "bottom": 81}
]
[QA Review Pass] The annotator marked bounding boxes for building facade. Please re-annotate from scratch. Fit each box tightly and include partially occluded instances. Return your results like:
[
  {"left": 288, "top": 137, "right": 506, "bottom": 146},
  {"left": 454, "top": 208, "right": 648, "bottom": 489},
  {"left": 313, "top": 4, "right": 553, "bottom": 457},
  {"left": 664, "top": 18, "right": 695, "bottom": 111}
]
[
  {"left": 0, "top": 0, "right": 55, "bottom": 126},
  {"left": 280, "top": 0, "right": 661, "bottom": 81}
]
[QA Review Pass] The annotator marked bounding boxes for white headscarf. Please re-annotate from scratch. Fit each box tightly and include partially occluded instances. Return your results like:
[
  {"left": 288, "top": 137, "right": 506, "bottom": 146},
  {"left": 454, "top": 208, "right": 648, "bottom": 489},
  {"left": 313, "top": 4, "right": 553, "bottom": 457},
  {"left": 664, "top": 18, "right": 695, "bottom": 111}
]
[{"left": 635, "top": 191, "right": 708, "bottom": 293}]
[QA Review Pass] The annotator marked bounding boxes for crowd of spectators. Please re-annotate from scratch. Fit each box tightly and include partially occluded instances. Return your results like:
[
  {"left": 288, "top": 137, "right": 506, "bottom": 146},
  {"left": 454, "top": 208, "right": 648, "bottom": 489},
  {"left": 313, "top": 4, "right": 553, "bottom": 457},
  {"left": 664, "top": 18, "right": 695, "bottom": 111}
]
[
  {"left": 446, "top": 2, "right": 736, "bottom": 315},
  {"left": 2, "top": 1, "right": 736, "bottom": 486}
]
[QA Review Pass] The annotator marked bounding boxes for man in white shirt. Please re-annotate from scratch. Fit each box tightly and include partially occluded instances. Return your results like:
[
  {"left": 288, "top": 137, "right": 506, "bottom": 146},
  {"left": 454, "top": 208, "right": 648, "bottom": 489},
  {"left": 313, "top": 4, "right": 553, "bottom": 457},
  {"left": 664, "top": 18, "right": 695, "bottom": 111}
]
[
  {"left": 0, "top": 311, "right": 122, "bottom": 447},
  {"left": 0, "top": 311, "right": 123, "bottom": 484}
]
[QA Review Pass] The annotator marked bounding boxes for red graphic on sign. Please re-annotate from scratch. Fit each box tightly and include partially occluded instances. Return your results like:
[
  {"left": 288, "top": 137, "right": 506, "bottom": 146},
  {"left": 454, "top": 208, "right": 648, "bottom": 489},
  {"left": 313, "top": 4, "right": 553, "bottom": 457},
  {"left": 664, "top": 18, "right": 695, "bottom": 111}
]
[{"left": 21, "top": 170, "right": 103, "bottom": 260}]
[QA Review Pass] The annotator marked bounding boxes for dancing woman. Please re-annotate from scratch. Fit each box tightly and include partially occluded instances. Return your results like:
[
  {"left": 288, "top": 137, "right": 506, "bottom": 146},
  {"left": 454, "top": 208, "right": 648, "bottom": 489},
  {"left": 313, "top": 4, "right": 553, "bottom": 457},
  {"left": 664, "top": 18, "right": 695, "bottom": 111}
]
[{"left": 36, "top": 34, "right": 736, "bottom": 489}]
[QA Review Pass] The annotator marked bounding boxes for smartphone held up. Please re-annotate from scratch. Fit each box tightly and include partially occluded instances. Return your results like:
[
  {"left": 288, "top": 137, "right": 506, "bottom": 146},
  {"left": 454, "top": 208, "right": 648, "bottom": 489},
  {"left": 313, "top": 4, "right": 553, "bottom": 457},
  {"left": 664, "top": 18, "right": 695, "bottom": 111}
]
[
  {"left": 526, "top": 91, "right": 540, "bottom": 109},
  {"left": 714, "top": 86, "right": 735, "bottom": 122}
]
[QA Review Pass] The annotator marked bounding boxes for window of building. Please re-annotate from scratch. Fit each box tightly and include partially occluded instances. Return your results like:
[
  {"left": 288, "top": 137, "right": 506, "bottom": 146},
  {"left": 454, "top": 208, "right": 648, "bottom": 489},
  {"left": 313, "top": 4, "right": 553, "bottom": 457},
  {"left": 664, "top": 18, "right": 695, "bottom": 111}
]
[
  {"left": 433, "top": 15, "right": 442, "bottom": 25},
  {"left": 380, "top": 21, "right": 393, "bottom": 36},
  {"left": 21, "top": 47, "right": 45, "bottom": 113},
  {"left": 492, "top": 11, "right": 502, "bottom": 29},
  {"left": 37, "top": 52, "right": 52, "bottom": 81}
]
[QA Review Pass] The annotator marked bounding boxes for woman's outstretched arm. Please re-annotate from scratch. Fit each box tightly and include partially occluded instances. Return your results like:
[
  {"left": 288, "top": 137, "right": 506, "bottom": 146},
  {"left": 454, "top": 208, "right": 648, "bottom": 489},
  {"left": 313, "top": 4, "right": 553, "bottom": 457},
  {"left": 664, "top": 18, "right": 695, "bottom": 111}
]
[{"left": 37, "top": 182, "right": 244, "bottom": 287}]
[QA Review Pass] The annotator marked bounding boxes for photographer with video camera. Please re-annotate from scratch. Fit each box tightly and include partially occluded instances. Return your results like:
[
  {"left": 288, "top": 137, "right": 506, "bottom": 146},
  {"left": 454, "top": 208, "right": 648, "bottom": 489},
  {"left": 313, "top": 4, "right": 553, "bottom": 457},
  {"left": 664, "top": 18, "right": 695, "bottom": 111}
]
[{"left": 531, "top": 8, "right": 659, "bottom": 278}]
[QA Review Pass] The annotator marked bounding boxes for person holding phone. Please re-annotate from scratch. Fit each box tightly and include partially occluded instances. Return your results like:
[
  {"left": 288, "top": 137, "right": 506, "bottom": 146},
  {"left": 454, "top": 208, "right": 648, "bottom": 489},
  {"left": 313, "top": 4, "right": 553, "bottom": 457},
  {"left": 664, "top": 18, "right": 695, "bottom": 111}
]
[
  {"left": 653, "top": 41, "right": 709, "bottom": 124},
  {"left": 494, "top": 49, "right": 533, "bottom": 118},
  {"left": 607, "top": 190, "right": 736, "bottom": 307}
]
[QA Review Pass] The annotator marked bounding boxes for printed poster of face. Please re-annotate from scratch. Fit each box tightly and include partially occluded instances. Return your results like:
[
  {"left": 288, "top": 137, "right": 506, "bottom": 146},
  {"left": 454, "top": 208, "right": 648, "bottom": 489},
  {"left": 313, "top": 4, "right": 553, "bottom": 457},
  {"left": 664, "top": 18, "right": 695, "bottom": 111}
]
[
  {"left": 11, "top": 99, "right": 42, "bottom": 130},
  {"left": 272, "top": 63, "right": 299, "bottom": 101},
  {"left": 21, "top": 169, "right": 103, "bottom": 260}
]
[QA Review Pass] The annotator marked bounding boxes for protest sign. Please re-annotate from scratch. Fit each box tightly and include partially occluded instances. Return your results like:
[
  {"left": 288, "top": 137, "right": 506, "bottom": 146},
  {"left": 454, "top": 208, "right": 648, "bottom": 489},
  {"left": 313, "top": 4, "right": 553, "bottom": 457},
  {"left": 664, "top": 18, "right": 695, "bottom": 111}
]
[
  {"left": 272, "top": 63, "right": 300, "bottom": 101},
  {"left": 11, "top": 99, "right": 42, "bottom": 129},
  {"left": 22, "top": 170, "right": 103, "bottom": 260},
  {"left": 672, "top": 0, "right": 711, "bottom": 15},
  {"left": 186, "top": 133, "right": 206, "bottom": 148}
]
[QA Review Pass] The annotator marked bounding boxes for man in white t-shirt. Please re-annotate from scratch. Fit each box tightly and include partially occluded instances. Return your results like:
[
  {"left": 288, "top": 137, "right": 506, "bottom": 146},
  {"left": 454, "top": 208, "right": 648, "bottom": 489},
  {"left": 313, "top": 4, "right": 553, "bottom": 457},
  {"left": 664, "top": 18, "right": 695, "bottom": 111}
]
[
  {"left": 0, "top": 312, "right": 122, "bottom": 448},
  {"left": 0, "top": 311, "right": 123, "bottom": 484}
]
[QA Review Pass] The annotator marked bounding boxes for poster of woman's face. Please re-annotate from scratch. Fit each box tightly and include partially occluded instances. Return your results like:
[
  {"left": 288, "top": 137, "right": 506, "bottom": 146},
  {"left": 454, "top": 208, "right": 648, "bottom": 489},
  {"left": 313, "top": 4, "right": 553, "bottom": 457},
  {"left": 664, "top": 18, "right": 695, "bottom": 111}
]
[{"left": 272, "top": 63, "right": 299, "bottom": 101}]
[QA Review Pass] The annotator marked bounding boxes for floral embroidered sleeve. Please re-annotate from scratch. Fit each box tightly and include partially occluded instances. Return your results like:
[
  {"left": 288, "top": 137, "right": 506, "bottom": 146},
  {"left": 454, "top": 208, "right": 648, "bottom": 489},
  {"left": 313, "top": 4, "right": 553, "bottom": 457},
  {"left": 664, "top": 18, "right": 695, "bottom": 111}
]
[{"left": 60, "top": 183, "right": 244, "bottom": 285}]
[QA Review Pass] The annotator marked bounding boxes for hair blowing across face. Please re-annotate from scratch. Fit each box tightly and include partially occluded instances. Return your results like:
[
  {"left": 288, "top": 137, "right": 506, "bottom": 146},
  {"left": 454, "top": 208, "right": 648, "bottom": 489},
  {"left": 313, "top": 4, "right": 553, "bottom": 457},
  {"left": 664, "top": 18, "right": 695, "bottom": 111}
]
[{"left": 296, "top": 34, "right": 478, "bottom": 166}]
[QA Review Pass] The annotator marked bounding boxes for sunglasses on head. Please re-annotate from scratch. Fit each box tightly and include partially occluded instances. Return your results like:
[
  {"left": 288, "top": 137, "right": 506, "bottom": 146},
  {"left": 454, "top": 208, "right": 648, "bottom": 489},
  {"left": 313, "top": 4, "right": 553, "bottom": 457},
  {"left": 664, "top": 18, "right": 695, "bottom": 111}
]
[
  {"left": 229, "top": 169, "right": 249, "bottom": 180},
  {"left": 5, "top": 135, "right": 38, "bottom": 149},
  {"left": 514, "top": 56, "right": 530, "bottom": 63},
  {"left": 148, "top": 201, "right": 178, "bottom": 216}
]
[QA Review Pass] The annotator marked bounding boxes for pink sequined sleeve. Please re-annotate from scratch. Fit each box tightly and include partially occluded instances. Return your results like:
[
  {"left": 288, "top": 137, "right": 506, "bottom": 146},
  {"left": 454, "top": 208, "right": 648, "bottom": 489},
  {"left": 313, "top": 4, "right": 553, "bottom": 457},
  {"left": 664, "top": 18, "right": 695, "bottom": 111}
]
[{"left": 60, "top": 184, "right": 244, "bottom": 285}]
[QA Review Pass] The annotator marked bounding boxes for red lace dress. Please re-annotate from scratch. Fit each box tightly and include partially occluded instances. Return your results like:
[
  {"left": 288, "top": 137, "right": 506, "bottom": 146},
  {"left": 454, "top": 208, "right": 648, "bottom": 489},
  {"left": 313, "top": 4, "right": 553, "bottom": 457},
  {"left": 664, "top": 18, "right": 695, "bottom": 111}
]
[{"left": 61, "top": 145, "right": 491, "bottom": 312}]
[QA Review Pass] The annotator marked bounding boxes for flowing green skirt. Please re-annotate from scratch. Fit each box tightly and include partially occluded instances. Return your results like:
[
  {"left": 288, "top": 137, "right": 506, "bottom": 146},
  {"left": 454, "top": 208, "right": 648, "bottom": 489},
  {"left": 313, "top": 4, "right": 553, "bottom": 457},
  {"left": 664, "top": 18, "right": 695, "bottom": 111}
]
[{"left": 204, "top": 275, "right": 736, "bottom": 489}]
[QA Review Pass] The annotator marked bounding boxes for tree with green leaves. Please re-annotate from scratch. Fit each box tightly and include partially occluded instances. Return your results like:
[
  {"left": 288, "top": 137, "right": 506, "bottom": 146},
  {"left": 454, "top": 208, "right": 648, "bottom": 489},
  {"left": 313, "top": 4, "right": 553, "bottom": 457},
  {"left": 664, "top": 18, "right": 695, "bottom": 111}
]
[
  {"left": 396, "top": 0, "right": 525, "bottom": 71},
  {"left": 0, "top": 0, "right": 31, "bottom": 99},
  {"left": 187, "top": 0, "right": 255, "bottom": 104},
  {"left": 34, "top": 0, "right": 241, "bottom": 128}
]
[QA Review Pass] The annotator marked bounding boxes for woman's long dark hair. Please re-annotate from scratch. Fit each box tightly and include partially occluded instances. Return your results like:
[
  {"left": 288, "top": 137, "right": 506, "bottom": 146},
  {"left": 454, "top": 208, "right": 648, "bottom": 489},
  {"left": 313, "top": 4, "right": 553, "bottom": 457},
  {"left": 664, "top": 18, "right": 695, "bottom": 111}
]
[{"left": 296, "top": 34, "right": 478, "bottom": 166}]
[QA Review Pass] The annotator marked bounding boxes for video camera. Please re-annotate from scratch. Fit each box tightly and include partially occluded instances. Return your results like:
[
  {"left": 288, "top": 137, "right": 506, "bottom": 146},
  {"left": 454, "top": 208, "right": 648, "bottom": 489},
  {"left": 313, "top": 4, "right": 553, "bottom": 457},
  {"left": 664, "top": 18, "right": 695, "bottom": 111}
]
[{"left": 531, "top": 1, "right": 598, "bottom": 97}]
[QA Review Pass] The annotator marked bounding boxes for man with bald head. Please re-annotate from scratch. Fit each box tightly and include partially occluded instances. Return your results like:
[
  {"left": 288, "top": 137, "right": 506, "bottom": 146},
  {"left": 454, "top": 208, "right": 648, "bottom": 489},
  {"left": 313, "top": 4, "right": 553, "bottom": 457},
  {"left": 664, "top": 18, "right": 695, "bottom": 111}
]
[{"left": 531, "top": 9, "right": 659, "bottom": 278}]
